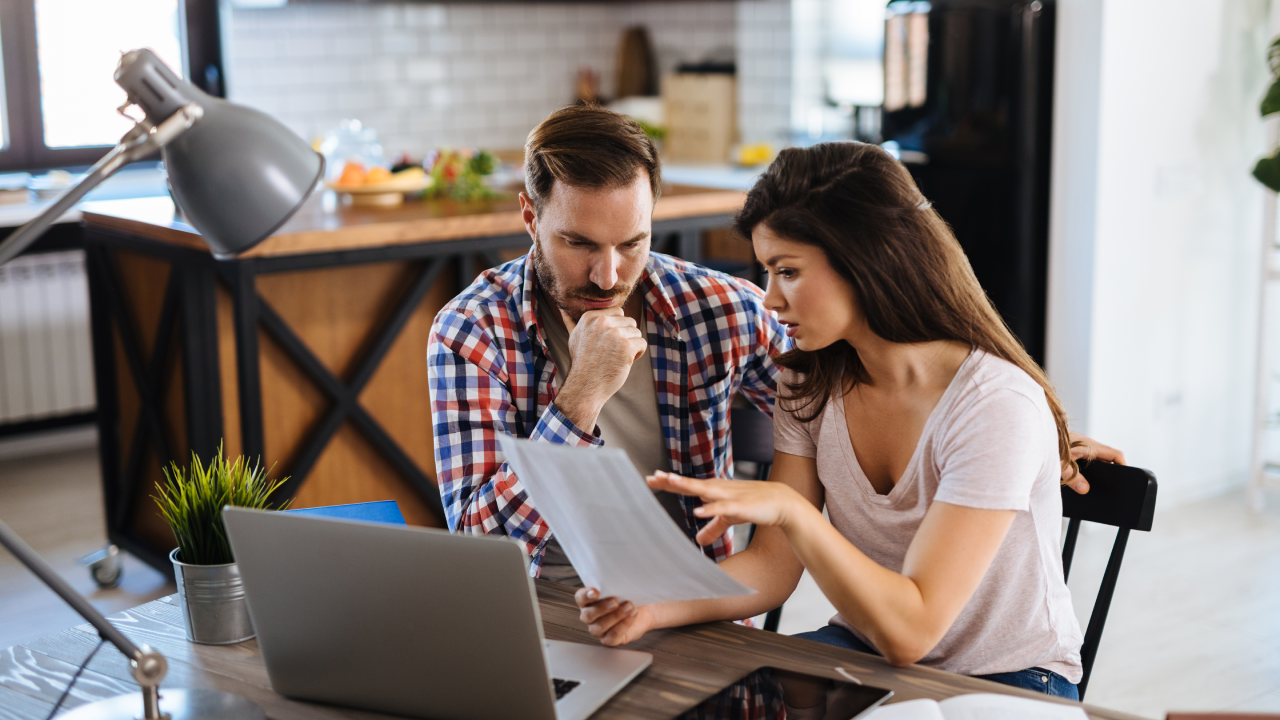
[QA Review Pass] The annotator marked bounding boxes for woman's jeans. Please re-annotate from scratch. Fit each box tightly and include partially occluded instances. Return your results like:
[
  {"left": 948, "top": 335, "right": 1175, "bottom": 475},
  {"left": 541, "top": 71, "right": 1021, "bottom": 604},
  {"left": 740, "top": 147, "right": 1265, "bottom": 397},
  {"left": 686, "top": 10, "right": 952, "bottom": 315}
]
[{"left": 794, "top": 625, "right": 1080, "bottom": 701}]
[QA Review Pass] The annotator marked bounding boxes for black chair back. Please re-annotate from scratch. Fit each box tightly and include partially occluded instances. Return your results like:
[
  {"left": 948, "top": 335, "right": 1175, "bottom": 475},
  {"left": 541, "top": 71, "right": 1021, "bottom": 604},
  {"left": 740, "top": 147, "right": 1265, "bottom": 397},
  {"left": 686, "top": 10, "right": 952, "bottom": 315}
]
[
  {"left": 730, "top": 406, "right": 782, "bottom": 631},
  {"left": 1060, "top": 459, "right": 1158, "bottom": 699}
]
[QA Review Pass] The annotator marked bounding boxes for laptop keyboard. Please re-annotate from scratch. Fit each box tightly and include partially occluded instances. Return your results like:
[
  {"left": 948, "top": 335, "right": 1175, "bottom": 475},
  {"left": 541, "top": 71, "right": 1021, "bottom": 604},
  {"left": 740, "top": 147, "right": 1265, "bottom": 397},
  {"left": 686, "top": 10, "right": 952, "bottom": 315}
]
[{"left": 552, "top": 678, "right": 580, "bottom": 700}]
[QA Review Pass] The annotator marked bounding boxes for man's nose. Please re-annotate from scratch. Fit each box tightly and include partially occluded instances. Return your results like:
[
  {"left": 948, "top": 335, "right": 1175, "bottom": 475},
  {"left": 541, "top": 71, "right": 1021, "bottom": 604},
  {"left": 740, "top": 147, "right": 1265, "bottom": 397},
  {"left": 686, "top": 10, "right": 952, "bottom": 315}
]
[{"left": 590, "top": 250, "right": 620, "bottom": 290}]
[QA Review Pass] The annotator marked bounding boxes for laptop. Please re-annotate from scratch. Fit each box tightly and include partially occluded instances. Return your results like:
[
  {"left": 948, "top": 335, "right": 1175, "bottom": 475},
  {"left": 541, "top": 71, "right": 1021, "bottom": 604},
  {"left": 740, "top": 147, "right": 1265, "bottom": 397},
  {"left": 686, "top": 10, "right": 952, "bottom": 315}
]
[{"left": 222, "top": 507, "right": 652, "bottom": 720}]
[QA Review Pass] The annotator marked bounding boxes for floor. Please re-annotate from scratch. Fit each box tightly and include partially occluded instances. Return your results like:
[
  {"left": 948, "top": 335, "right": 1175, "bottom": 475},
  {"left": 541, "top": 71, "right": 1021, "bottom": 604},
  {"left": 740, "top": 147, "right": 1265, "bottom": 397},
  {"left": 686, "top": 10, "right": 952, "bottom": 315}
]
[
  {"left": 1, "top": 442, "right": 1278, "bottom": 719},
  {"left": 0, "top": 442, "right": 173, "bottom": 651}
]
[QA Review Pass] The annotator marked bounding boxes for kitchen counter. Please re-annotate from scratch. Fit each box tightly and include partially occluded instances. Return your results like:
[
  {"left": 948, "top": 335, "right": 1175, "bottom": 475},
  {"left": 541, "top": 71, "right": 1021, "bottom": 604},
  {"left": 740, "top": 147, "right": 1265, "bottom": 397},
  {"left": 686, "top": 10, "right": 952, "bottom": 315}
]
[{"left": 79, "top": 182, "right": 747, "bottom": 575}]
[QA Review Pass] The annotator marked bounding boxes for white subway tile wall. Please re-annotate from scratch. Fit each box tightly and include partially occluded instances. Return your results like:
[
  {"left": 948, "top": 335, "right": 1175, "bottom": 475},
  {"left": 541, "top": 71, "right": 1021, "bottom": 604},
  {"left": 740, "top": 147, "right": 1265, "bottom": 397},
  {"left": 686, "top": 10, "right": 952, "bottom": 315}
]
[
  {"left": 225, "top": 0, "right": 792, "bottom": 157},
  {"left": 736, "top": 0, "right": 791, "bottom": 145}
]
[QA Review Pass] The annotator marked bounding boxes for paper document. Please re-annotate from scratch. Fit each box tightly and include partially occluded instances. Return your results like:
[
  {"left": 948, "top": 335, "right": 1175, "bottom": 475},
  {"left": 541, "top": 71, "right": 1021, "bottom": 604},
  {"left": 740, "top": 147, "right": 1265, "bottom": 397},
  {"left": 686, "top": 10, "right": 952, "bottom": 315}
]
[
  {"left": 867, "top": 694, "right": 1088, "bottom": 720},
  {"left": 498, "top": 435, "right": 756, "bottom": 606}
]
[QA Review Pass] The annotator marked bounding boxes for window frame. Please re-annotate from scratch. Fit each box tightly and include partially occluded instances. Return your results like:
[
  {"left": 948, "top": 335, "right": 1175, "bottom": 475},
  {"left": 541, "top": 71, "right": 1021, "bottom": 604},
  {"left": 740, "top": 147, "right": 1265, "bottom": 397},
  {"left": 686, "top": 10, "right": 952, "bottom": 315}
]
[{"left": 0, "top": 0, "right": 223, "bottom": 172}]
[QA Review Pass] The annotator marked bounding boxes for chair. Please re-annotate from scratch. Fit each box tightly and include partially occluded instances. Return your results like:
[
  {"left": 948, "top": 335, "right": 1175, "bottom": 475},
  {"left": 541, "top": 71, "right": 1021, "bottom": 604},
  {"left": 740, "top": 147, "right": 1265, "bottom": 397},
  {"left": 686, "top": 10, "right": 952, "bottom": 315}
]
[
  {"left": 730, "top": 406, "right": 783, "bottom": 632},
  {"left": 1060, "top": 459, "right": 1158, "bottom": 700}
]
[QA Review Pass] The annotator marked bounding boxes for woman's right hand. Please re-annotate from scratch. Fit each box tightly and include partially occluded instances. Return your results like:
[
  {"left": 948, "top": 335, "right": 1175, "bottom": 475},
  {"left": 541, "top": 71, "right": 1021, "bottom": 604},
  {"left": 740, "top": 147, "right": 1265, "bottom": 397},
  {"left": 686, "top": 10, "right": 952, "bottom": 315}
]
[{"left": 574, "top": 587, "right": 658, "bottom": 646}]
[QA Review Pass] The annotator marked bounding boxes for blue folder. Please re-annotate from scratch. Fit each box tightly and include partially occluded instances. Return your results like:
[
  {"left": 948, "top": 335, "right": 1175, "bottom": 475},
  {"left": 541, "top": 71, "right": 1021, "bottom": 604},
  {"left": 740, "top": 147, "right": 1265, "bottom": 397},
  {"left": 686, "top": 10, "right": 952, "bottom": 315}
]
[{"left": 281, "top": 500, "right": 406, "bottom": 526}]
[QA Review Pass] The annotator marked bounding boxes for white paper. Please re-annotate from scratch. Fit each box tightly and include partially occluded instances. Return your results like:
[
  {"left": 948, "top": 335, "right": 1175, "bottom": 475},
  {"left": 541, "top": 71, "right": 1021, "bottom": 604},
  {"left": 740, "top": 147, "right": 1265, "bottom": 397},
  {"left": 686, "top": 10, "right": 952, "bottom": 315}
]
[
  {"left": 498, "top": 435, "right": 756, "bottom": 606},
  {"left": 938, "top": 694, "right": 1089, "bottom": 720},
  {"left": 867, "top": 694, "right": 1088, "bottom": 720},
  {"left": 865, "top": 699, "right": 947, "bottom": 720}
]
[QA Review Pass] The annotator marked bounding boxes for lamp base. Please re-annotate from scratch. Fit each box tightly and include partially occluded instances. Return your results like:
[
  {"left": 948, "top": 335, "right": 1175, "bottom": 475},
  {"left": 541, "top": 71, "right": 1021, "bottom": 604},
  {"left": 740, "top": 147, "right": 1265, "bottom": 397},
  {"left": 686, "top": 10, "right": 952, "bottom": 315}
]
[{"left": 57, "top": 689, "right": 264, "bottom": 720}]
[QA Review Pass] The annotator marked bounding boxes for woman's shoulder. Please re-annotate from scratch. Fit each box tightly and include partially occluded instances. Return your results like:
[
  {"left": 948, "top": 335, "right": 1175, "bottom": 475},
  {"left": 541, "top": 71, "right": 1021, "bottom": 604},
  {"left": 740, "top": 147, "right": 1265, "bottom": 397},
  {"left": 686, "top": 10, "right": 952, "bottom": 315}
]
[{"left": 962, "top": 349, "right": 1051, "bottom": 411}]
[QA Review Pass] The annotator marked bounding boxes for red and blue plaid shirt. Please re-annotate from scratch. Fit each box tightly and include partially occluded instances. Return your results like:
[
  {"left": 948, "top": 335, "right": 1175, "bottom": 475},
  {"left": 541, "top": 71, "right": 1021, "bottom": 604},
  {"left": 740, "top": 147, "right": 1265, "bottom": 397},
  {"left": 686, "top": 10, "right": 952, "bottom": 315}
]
[{"left": 428, "top": 251, "right": 789, "bottom": 576}]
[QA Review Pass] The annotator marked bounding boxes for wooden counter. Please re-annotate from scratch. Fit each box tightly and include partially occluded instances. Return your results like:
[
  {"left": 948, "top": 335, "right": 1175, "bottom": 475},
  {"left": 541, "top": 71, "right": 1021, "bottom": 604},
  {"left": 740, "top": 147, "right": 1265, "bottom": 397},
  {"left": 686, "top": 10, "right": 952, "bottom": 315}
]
[{"left": 78, "top": 185, "right": 747, "bottom": 574}]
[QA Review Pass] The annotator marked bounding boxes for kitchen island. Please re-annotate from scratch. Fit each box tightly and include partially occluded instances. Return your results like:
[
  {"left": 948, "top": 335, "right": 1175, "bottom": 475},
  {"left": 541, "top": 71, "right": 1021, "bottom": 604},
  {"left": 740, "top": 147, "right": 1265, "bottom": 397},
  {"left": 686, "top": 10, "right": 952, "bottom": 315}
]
[{"left": 80, "top": 184, "right": 747, "bottom": 574}]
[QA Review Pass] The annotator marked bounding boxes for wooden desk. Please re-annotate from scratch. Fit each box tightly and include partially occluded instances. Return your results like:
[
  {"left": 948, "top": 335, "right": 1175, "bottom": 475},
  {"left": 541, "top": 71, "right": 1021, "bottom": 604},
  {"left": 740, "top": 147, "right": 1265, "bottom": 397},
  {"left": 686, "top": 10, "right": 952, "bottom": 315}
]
[
  {"left": 77, "top": 186, "right": 746, "bottom": 575},
  {"left": 0, "top": 582, "right": 1142, "bottom": 720}
]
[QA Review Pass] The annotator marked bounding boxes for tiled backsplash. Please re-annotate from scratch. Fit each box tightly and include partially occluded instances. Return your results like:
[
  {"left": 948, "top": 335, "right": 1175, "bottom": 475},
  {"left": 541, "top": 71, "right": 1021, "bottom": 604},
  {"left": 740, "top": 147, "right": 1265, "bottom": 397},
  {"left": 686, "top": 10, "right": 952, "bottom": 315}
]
[{"left": 225, "top": 1, "right": 791, "bottom": 158}]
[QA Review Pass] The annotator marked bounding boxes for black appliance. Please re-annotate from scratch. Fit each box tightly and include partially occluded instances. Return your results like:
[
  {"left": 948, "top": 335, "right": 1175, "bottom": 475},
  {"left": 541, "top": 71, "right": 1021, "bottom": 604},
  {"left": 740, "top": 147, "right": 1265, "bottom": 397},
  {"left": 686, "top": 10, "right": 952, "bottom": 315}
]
[{"left": 881, "top": 0, "right": 1055, "bottom": 363}]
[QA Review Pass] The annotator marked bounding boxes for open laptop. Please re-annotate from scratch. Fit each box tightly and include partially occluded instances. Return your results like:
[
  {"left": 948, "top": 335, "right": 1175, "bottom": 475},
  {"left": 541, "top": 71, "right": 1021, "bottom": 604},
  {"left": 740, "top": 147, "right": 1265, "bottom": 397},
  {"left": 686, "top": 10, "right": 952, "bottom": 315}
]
[{"left": 222, "top": 507, "right": 652, "bottom": 720}]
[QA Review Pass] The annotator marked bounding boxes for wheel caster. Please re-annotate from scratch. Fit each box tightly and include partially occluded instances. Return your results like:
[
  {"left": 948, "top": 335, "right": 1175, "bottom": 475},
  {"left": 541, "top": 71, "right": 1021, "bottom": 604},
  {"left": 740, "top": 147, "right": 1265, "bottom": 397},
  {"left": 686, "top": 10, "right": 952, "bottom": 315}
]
[{"left": 79, "top": 544, "right": 122, "bottom": 588}]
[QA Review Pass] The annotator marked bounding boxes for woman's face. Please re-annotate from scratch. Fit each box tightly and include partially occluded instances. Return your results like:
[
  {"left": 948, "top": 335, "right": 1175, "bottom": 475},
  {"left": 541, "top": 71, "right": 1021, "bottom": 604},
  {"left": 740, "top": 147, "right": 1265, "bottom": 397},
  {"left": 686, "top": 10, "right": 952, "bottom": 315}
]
[{"left": 753, "top": 223, "right": 864, "bottom": 351}]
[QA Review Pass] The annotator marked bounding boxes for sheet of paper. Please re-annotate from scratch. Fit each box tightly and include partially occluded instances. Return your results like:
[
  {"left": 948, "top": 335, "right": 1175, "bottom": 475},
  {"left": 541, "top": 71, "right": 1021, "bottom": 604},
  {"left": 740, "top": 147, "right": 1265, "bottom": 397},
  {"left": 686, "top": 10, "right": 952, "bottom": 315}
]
[
  {"left": 866, "top": 699, "right": 947, "bottom": 720},
  {"left": 938, "top": 693, "right": 1089, "bottom": 720},
  {"left": 498, "top": 434, "right": 756, "bottom": 606}
]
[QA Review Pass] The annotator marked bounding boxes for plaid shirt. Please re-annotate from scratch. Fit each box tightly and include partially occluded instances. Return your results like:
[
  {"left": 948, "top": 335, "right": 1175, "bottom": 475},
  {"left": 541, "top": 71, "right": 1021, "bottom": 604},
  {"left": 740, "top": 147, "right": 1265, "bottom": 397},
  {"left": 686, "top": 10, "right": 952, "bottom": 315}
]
[{"left": 428, "top": 251, "right": 789, "bottom": 576}]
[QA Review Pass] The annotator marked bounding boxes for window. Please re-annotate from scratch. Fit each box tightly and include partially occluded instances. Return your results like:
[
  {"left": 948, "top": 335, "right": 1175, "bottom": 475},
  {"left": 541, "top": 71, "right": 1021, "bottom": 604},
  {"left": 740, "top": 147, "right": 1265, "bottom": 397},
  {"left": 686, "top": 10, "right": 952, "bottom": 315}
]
[{"left": 0, "top": 0, "right": 224, "bottom": 171}]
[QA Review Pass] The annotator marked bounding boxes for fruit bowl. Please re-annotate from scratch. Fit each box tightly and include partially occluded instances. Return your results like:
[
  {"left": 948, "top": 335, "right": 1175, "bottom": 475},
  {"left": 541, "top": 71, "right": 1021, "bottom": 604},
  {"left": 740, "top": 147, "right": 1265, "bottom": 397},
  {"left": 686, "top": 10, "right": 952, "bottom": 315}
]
[{"left": 326, "top": 175, "right": 432, "bottom": 207}]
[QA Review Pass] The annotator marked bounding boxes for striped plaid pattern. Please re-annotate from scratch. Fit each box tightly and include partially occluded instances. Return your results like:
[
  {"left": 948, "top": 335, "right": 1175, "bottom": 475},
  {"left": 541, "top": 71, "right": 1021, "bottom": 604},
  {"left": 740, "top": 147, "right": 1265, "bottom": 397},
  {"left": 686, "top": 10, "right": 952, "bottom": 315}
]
[{"left": 428, "top": 251, "right": 788, "bottom": 575}]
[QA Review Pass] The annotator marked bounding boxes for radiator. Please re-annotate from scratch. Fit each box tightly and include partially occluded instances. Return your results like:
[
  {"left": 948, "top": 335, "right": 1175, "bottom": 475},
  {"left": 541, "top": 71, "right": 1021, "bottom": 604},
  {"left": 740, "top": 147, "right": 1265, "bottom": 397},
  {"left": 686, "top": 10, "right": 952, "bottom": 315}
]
[{"left": 0, "top": 251, "right": 96, "bottom": 424}]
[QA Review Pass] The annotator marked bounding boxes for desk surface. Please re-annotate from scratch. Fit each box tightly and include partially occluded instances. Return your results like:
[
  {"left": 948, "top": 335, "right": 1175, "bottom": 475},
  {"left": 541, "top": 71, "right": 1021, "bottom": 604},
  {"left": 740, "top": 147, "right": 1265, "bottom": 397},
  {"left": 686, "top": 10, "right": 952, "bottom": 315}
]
[
  {"left": 0, "top": 582, "right": 1142, "bottom": 720},
  {"left": 79, "top": 183, "right": 745, "bottom": 260}
]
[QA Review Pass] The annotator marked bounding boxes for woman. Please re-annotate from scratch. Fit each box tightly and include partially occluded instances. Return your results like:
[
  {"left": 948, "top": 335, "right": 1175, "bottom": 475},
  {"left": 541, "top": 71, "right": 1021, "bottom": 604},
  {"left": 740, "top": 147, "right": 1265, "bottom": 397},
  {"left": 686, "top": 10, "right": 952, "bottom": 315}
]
[{"left": 575, "top": 142, "right": 1087, "bottom": 704}]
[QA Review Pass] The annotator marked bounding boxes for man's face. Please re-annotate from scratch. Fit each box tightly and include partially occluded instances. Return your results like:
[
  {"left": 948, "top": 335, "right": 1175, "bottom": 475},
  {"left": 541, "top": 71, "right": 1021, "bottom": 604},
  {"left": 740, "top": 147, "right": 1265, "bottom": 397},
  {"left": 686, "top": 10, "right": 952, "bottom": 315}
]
[{"left": 520, "top": 172, "right": 653, "bottom": 322}]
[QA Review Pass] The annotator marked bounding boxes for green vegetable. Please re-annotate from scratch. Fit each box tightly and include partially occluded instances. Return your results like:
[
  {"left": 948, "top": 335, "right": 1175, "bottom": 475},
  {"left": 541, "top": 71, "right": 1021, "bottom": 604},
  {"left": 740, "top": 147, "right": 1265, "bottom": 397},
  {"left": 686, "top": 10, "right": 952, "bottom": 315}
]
[
  {"left": 153, "top": 444, "right": 289, "bottom": 566},
  {"left": 468, "top": 150, "right": 497, "bottom": 176},
  {"left": 636, "top": 120, "right": 667, "bottom": 141}
]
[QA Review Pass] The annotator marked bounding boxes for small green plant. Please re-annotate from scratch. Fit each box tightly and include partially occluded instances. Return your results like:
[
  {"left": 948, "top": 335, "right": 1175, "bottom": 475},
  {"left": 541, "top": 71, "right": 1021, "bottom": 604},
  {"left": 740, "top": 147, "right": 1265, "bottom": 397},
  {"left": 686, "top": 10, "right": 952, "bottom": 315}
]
[
  {"left": 154, "top": 444, "right": 289, "bottom": 566},
  {"left": 1253, "top": 37, "right": 1280, "bottom": 191}
]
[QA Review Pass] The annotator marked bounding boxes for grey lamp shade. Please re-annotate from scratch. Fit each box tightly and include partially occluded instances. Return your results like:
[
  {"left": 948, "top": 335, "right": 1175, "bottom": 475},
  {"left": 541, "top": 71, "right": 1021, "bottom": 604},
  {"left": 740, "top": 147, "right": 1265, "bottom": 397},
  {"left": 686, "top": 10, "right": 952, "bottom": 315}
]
[{"left": 115, "top": 50, "right": 323, "bottom": 258}]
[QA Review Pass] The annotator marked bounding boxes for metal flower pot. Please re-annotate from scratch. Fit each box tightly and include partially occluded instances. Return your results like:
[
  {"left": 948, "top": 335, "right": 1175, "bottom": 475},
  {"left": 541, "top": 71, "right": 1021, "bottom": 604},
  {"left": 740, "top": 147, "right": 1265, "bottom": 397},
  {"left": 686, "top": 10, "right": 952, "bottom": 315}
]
[{"left": 169, "top": 548, "right": 255, "bottom": 645}]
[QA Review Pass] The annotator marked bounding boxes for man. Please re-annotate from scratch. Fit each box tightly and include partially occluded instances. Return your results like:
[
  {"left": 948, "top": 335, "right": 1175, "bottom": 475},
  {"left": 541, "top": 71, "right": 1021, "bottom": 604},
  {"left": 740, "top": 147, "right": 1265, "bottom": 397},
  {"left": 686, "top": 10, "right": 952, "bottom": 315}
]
[
  {"left": 428, "top": 105, "right": 1119, "bottom": 584},
  {"left": 428, "top": 105, "right": 786, "bottom": 583}
]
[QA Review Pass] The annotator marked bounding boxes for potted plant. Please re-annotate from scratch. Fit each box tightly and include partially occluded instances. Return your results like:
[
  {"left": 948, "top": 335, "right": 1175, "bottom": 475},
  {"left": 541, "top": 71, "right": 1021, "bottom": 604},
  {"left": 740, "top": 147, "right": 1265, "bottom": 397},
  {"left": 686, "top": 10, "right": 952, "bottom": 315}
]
[
  {"left": 1253, "top": 37, "right": 1280, "bottom": 191},
  {"left": 154, "top": 445, "right": 288, "bottom": 645}
]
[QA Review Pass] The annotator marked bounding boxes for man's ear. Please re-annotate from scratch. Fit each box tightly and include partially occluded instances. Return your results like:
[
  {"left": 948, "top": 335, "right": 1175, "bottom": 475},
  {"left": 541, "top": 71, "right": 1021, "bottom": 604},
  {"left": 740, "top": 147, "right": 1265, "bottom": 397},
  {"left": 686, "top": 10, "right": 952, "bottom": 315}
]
[{"left": 518, "top": 192, "right": 537, "bottom": 242}]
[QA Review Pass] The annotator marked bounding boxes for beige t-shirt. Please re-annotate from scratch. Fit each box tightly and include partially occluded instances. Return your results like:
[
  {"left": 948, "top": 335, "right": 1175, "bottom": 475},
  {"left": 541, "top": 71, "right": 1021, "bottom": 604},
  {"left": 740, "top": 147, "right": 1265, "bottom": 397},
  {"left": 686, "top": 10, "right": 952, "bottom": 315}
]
[
  {"left": 535, "top": 294, "right": 679, "bottom": 585},
  {"left": 774, "top": 349, "right": 1083, "bottom": 681}
]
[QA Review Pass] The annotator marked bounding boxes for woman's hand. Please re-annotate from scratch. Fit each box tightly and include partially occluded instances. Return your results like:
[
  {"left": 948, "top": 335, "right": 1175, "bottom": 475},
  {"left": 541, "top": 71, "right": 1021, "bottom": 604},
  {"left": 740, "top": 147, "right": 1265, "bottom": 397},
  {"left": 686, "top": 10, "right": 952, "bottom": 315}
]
[
  {"left": 647, "top": 470, "right": 809, "bottom": 546},
  {"left": 574, "top": 587, "right": 657, "bottom": 646},
  {"left": 1064, "top": 432, "right": 1127, "bottom": 494}
]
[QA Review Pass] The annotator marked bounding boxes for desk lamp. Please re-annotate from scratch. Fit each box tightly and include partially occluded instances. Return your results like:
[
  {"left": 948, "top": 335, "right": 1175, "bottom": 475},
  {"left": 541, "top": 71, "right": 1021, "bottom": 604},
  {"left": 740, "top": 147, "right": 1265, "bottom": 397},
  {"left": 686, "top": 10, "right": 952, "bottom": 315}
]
[
  {"left": 0, "top": 47, "right": 323, "bottom": 264},
  {"left": 0, "top": 48, "right": 323, "bottom": 719}
]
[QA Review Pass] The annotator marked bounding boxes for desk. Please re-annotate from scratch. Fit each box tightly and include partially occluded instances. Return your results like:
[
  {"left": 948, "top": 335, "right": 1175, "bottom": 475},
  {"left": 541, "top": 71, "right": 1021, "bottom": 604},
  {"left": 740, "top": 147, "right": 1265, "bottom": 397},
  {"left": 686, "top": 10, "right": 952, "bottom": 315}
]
[
  {"left": 0, "top": 582, "right": 1143, "bottom": 720},
  {"left": 77, "top": 185, "right": 745, "bottom": 575}
]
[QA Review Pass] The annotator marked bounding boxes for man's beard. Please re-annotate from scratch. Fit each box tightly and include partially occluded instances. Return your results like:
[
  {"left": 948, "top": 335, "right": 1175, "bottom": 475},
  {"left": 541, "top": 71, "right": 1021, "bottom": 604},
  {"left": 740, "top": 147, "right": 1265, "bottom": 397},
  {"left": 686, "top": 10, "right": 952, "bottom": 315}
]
[{"left": 531, "top": 232, "right": 638, "bottom": 322}]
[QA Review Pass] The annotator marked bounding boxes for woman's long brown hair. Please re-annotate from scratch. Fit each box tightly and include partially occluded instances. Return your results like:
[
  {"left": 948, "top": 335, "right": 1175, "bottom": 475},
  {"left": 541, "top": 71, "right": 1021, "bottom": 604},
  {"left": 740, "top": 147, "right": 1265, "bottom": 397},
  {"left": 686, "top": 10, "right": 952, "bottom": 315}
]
[{"left": 736, "top": 142, "right": 1079, "bottom": 480}]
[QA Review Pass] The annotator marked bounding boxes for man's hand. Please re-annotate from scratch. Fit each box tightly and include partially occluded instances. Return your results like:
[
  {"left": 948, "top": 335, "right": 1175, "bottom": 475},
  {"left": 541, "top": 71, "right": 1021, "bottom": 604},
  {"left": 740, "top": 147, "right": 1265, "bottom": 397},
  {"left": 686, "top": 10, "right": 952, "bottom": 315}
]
[
  {"left": 552, "top": 307, "right": 647, "bottom": 429},
  {"left": 575, "top": 587, "right": 657, "bottom": 646},
  {"left": 1064, "top": 432, "right": 1126, "bottom": 494}
]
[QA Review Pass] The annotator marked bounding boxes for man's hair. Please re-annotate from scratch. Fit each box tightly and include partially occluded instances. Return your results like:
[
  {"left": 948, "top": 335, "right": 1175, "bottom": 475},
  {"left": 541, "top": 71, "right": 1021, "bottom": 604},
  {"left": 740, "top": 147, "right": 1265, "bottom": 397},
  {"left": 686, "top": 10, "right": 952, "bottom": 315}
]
[{"left": 523, "top": 105, "right": 662, "bottom": 215}]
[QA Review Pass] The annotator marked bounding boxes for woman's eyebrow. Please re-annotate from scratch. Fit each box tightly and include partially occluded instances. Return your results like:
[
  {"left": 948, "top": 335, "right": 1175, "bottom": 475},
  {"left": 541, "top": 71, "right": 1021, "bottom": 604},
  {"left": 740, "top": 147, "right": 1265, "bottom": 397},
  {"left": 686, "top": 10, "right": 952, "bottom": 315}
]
[{"left": 762, "top": 253, "right": 800, "bottom": 266}]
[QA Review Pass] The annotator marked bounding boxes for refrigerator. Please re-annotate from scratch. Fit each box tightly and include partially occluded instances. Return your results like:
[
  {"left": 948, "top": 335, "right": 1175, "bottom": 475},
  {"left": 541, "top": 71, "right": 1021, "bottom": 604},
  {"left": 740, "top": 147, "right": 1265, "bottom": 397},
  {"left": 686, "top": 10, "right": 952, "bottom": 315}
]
[{"left": 881, "top": 0, "right": 1055, "bottom": 364}]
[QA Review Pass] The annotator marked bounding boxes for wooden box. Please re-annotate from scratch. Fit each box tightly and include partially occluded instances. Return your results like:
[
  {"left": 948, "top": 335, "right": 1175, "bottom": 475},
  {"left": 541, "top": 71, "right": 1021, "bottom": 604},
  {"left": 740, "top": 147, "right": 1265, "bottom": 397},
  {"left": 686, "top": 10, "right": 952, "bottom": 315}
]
[{"left": 663, "top": 73, "right": 738, "bottom": 164}]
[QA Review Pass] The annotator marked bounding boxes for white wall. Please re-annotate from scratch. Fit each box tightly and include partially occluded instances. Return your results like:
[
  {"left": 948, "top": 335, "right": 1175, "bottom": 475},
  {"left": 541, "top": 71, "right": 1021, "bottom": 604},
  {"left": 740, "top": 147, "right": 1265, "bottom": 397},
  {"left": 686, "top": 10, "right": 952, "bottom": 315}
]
[
  {"left": 1046, "top": 0, "right": 1273, "bottom": 508},
  {"left": 224, "top": 1, "right": 793, "bottom": 156}
]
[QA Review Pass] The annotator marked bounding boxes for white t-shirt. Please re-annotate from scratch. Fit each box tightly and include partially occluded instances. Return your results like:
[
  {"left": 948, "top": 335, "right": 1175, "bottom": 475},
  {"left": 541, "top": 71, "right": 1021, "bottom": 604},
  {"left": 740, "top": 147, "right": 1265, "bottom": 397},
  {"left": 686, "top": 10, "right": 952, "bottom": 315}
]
[{"left": 773, "top": 348, "right": 1084, "bottom": 681}]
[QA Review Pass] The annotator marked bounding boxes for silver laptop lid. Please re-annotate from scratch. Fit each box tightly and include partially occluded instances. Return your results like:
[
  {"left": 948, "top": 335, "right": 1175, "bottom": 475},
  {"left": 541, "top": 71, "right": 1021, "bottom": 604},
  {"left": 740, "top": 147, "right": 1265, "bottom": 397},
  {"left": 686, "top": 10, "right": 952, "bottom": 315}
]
[{"left": 222, "top": 507, "right": 559, "bottom": 720}]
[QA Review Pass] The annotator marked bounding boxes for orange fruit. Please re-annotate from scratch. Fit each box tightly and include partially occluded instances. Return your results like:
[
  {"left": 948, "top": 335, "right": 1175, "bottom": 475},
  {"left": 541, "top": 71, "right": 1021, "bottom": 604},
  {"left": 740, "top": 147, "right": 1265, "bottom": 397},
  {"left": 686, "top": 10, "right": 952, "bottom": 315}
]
[
  {"left": 337, "top": 161, "right": 366, "bottom": 187},
  {"left": 365, "top": 166, "right": 392, "bottom": 184}
]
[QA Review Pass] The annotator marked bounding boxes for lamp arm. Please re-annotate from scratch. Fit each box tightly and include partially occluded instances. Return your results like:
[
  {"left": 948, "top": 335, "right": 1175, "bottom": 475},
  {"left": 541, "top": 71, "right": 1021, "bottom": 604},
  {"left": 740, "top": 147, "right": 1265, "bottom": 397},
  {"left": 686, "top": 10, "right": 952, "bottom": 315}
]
[
  {"left": 0, "top": 102, "right": 204, "bottom": 266},
  {"left": 0, "top": 518, "right": 140, "bottom": 656},
  {"left": 0, "top": 519, "right": 171, "bottom": 716}
]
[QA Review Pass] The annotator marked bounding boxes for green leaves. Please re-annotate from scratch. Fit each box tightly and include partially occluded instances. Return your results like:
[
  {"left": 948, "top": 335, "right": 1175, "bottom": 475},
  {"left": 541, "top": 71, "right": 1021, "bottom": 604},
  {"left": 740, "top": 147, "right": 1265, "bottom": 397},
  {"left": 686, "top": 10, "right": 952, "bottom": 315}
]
[
  {"left": 153, "top": 443, "right": 289, "bottom": 566},
  {"left": 1255, "top": 151, "right": 1280, "bottom": 192},
  {"left": 1262, "top": 80, "right": 1280, "bottom": 117},
  {"left": 1257, "top": 37, "right": 1280, "bottom": 189}
]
